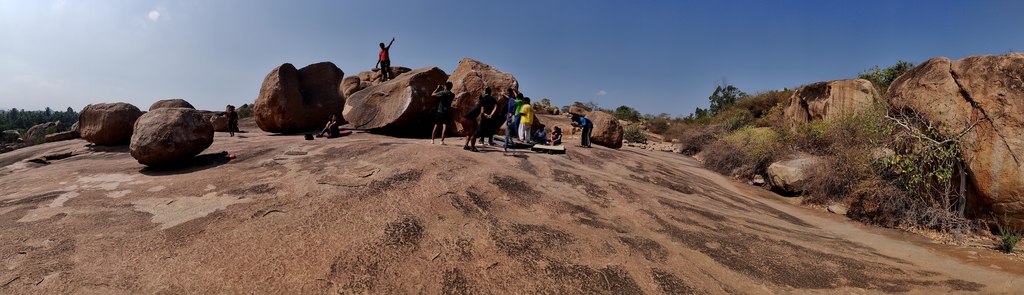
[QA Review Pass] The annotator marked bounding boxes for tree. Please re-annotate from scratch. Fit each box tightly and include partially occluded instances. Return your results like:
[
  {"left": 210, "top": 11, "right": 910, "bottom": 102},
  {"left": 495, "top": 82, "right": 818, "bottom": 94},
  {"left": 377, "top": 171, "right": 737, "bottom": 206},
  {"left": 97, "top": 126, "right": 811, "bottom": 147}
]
[
  {"left": 540, "top": 98, "right": 551, "bottom": 106},
  {"left": 695, "top": 84, "right": 746, "bottom": 118},
  {"left": 614, "top": 105, "right": 641, "bottom": 122},
  {"left": 859, "top": 60, "right": 914, "bottom": 96}
]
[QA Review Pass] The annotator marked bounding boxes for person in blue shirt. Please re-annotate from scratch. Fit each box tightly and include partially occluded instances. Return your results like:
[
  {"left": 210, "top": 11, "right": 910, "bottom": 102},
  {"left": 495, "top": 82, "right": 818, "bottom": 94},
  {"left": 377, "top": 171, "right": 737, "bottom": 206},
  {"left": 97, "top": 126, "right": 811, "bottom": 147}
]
[
  {"left": 533, "top": 124, "right": 547, "bottom": 144},
  {"left": 571, "top": 114, "right": 593, "bottom": 148}
]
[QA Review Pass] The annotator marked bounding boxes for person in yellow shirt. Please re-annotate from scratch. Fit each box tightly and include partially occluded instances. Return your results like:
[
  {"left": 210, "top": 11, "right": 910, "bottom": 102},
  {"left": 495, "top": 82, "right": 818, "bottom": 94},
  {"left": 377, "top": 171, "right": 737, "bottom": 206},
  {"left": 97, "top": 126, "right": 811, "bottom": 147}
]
[{"left": 517, "top": 97, "right": 534, "bottom": 144}]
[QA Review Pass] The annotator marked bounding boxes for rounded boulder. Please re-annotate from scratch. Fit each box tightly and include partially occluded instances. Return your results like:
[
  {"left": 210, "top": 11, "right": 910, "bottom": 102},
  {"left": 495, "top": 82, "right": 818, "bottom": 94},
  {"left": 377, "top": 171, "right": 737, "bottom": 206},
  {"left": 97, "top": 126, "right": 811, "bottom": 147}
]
[
  {"left": 130, "top": 108, "right": 214, "bottom": 166},
  {"left": 149, "top": 99, "right": 196, "bottom": 111},
  {"left": 79, "top": 102, "right": 144, "bottom": 145}
]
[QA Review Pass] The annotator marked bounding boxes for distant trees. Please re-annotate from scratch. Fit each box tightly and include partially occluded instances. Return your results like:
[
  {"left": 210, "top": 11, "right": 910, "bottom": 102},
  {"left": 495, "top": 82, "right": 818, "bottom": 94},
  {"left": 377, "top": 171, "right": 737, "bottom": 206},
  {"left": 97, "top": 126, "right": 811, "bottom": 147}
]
[
  {"left": 0, "top": 107, "right": 80, "bottom": 131},
  {"left": 859, "top": 60, "right": 914, "bottom": 96},
  {"left": 695, "top": 84, "right": 746, "bottom": 119},
  {"left": 614, "top": 105, "right": 641, "bottom": 122}
]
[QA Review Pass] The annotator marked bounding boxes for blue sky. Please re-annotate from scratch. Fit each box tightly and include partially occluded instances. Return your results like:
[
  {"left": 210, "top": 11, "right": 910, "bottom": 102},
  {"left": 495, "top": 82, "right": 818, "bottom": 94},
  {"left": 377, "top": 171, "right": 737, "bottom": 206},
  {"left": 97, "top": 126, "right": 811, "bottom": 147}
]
[{"left": 2, "top": 0, "right": 1023, "bottom": 117}]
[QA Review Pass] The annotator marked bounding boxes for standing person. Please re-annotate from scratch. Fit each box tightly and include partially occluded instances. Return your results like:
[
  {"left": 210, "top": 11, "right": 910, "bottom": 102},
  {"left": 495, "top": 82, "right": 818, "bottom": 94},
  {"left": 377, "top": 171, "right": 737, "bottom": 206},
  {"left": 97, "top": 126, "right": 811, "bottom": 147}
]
[
  {"left": 477, "top": 88, "right": 499, "bottom": 146},
  {"left": 512, "top": 93, "right": 525, "bottom": 137},
  {"left": 460, "top": 101, "right": 483, "bottom": 152},
  {"left": 431, "top": 82, "right": 455, "bottom": 145},
  {"left": 517, "top": 97, "right": 534, "bottom": 144},
  {"left": 503, "top": 88, "right": 518, "bottom": 151},
  {"left": 225, "top": 105, "right": 239, "bottom": 137},
  {"left": 374, "top": 37, "right": 396, "bottom": 82},
  {"left": 572, "top": 114, "right": 593, "bottom": 148}
]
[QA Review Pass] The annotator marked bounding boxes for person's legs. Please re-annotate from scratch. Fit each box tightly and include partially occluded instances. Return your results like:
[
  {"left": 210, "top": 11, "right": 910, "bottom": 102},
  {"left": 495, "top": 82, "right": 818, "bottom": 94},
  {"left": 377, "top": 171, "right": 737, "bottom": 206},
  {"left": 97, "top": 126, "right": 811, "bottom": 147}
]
[
  {"left": 440, "top": 124, "right": 447, "bottom": 145},
  {"left": 431, "top": 124, "right": 439, "bottom": 144},
  {"left": 523, "top": 125, "right": 532, "bottom": 143},
  {"left": 504, "top": 118, "right": 512, "bottom": 151},
  {"left": 582, "top": 126, "right": 592, "bottom": 147}
]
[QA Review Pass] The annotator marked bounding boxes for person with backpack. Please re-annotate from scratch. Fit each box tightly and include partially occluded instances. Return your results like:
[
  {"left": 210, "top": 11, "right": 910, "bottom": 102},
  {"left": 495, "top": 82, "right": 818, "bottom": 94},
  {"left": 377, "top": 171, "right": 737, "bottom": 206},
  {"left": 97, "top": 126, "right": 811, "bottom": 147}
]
[
  {"left": 374, "top": 37, "right": 396, "bottom": 82},
  {"left": 431, "top": 82, "right": 455, "bottom": 145}
]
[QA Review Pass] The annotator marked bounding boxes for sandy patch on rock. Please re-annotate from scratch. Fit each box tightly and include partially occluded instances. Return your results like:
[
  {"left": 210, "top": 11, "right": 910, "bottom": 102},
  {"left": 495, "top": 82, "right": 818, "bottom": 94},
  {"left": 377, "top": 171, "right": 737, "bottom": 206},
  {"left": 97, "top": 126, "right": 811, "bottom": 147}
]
[{"left": 132, "top": 192, "right": 249, "bottom": 229}]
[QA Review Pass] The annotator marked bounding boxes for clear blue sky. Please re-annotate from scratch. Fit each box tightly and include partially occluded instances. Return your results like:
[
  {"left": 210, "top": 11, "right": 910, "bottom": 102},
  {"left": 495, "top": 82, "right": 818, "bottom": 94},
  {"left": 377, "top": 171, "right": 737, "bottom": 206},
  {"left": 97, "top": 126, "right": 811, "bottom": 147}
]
[{"left": 2, "top": 0, "right": 1023, "bottom": 117}]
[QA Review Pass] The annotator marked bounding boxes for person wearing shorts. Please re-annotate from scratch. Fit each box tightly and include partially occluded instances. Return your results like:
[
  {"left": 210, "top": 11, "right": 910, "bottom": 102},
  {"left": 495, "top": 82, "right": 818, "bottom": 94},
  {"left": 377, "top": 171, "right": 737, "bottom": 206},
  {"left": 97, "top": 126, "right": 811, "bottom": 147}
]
[{"left": 431, "top": 82, "right": 455, "bottom": 145}]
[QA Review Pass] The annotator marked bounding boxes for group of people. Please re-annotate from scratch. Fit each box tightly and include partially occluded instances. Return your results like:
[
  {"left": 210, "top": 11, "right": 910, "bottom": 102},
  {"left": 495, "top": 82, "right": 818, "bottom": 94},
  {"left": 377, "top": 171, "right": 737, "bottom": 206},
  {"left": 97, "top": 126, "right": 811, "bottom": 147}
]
[{"left": 429, "top": 84, "right": 585, "bottom": 153}]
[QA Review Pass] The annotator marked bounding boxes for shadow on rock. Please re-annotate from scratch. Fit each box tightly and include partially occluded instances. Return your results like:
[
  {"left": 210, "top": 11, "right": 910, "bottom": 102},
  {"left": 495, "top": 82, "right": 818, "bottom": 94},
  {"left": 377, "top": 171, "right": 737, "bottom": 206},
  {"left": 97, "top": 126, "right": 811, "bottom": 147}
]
[
  {"left": 86, "top": 144, "right": 130, "bottom": 153},
  {"left": 138, "top": 151, "right": 232, "bottom": 176}
]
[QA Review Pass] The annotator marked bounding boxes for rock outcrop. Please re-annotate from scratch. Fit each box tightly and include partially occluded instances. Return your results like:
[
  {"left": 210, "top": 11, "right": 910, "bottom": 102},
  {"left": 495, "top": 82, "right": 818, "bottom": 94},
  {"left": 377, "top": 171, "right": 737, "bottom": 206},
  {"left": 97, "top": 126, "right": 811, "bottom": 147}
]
[
  {"left": 447, "top": 58, "right": 519, "bottom": 134},
  {"left": 25, "top": 121, "right": 62, "bottom": 143},
  {"left": 149, "top": 99, "right": 195, "bottom": 111},
  {"left": 587, "top": 111, "right": 623, "bottom": 149},
  {"left": 767, "top": 157, "right": 822, "bottom": 193},
  {"left": 888, "top": 53, "right": 1024, "bottom": 226},
  {"left": 569, "top": 106, "right": 590, "bottom": 117},
  {"left": 45, "top": 131, "right": 79, "bottom": 143},
  {"left": 343, "top": 67, "right": 449, "bottom": 135},
  {"left": 784, "top": 79, "right": 878, "bottom": 124},
  {"left": 130, "top": 108, "right": 214, "bottom": 166},
  {"left": 254, "top": 62, "right": 346, "bottom": 134},
  {"left": 341, "top": 66, "right": 414, "bottom": 98},
  {"left": 79, "top": 103, "right": 144, "bottom": 145},
  {"left": 2, "top": 130, "right": 20, "bottom": 143}
]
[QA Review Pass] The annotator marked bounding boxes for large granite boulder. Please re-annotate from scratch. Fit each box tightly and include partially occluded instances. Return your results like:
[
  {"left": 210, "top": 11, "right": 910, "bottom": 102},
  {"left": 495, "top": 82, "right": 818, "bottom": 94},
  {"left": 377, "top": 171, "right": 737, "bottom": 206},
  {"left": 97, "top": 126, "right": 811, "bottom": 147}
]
[
  {"left": 447, "top": 58, "right": 519, "bottom": 134},
  {"left": 254, "top": 62, "right": 346, "bottom": 134},
  {"left": 25, "top": 121, "right": 62, "bottom": 143},
  {"left": 79, "top": 102, "right": 144, "bottom": 145},
  {"left": 149, "top": 99, "right": 195, "bottom": 111},
  {"left": 130, "top": 108, "right": 214, "bottom": 166},
  {"left": 586, "top": 111, "right": 623, "bottom": 148},
  {"left": 342, "top": 66, "right": 415, "bottom": 98},
  {"left": 343, "top": 67, "right": 449, "bottom": 135},
  {"left": 888, "top": 53, "right": 1024, "bottom": 227},
  {"left": 767, "top": 157, "right": 822, "bottom": 193},
  {"left": 784, "top": 79, "right": 878, "bottom": 124}
]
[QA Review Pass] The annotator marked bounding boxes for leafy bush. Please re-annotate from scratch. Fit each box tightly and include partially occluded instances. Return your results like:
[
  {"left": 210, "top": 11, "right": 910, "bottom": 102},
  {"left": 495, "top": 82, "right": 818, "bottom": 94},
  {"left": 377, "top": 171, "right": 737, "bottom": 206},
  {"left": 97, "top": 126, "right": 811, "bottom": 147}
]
[
  {"left": 734, "top": 89, "right": 792, "bottom": 119},
  {"left": 623, "top": 124, "right": 647, "bottom": 144},
  {"left": 719, "top": 126, "right": 785, "bottom": 175},
  {"left": 237, "top": 104, "right": 254, "bottom": 119},
  {"left": 859, "top": 60, "right": 914, "bottom": 96},
  {"left": 614, "top": 105, "right": 641, "bottom": 122},
  {"left": 643, "top": 115, "right": 671, "bottom": 135},
  {"left": 701, "top": 140, "right": 752, "bottom": 177},
  {"left": 665, "top": 124, "right": 725, "bottom": 155},
  {"left": 996, "top": 217, "right": 1021, "bottom": 253}
]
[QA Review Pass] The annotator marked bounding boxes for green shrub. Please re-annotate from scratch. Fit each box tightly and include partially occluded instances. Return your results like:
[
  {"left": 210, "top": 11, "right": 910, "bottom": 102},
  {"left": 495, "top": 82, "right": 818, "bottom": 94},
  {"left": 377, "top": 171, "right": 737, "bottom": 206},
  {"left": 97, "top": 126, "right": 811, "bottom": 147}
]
[
  {"left": 663, "top": 123, "right": 724, "bottom": 155},
  {"left": 237, "top": 104, "right": 254, "bottom": 119},
  {"left": 719, "top": 126, "right": 785, "bottom": 175},
  {"left": 623, "top": 124, "right": 647, "bottom": 144},
  {"left": 701, "top": 139, "right": 752, "bottom": 177}
]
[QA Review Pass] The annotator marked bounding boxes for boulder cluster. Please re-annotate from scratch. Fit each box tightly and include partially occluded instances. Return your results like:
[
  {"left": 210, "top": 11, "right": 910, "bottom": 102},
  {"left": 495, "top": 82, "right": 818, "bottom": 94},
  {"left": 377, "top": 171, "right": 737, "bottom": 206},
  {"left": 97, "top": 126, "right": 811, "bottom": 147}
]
[{"left": 254, "top": 62, "right": 346, "bottom": 134}]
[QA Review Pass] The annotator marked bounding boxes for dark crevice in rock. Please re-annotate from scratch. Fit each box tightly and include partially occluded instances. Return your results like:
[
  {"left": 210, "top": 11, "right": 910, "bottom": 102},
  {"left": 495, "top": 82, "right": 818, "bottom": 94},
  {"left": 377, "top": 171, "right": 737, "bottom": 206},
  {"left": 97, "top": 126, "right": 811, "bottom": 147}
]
[{"left": 949, "top": 67, "right": 1021, "bottom": 165}]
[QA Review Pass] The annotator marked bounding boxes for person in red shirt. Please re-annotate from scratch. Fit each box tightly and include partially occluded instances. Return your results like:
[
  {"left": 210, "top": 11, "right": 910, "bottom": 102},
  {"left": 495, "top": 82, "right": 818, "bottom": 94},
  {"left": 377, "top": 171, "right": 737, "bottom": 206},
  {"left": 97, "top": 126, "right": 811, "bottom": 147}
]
[{"left": 375, "top": 37, "right": 396, "bottom": 82}]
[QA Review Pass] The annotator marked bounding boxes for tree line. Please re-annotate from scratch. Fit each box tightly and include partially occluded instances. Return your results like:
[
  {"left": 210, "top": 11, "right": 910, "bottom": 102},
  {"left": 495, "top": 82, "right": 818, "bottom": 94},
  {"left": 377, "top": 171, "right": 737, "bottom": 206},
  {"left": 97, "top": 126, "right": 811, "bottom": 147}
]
[{"left": 0, "top": 107, "right": 80, "bottom": 132}]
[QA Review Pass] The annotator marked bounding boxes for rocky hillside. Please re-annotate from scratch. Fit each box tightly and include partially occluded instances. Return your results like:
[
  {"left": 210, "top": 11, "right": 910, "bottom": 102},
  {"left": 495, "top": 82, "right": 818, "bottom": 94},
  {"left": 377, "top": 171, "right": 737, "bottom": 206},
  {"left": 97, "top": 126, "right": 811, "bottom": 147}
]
[{"left": 0, "top": 116, "right": 1019, "bottom": 294}]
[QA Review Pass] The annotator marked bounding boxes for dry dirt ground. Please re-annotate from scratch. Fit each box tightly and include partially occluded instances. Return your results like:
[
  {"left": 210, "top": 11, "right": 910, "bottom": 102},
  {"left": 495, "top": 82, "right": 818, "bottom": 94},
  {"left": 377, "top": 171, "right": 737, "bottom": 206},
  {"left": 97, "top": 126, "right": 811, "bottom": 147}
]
[{"left": 0, "top": 116, "right": 1021, "bottom": 294}]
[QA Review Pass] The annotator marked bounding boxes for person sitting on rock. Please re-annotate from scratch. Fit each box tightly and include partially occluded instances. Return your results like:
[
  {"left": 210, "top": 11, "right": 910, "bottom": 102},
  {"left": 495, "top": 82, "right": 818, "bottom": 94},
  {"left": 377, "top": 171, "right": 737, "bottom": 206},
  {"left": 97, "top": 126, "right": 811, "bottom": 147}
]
[
  {"left": 533, "top": 124, "right": 547, "bottom": 144},
  {"left": 226, "top": 105, "right": 239, "bottom": 137},
  {"left": 374, "top": 37, "right": 396, "bottom": 83},
  {"left": 571, "top": 114, "right": 593, "bottom": 148},
  {"left": 548, "top": 126, "right": 562, "bottom": 146},
  {"left": 320, "top": 115, "right": 340, "bottom": 138},
  {"left": 431, "top": 82, "right": 455, "bottom": 145}
]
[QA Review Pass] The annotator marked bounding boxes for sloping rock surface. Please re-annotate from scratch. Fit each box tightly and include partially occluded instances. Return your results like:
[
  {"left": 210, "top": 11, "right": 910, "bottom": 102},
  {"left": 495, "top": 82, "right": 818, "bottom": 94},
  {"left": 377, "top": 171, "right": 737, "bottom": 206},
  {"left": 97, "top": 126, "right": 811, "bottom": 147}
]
[{"left": 343, "top": 67, "right": 449, "bottom": 135}]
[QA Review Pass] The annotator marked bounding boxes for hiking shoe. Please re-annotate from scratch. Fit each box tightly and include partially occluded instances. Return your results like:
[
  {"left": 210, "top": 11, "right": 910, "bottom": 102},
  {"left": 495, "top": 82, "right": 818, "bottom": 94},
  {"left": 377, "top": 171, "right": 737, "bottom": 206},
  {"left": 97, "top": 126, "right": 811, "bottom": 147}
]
[
  {"left": 470, "top": 147, "right": 480, "bottom": 152},
  {"left": 430, "top": 140, "right": 435, "bottom": 144},
  {"left": 440, "top": 141, "right": 447, "bottom": 146},
  {"left": 463, "top": 146, "right": 470, "bottom": 150}
]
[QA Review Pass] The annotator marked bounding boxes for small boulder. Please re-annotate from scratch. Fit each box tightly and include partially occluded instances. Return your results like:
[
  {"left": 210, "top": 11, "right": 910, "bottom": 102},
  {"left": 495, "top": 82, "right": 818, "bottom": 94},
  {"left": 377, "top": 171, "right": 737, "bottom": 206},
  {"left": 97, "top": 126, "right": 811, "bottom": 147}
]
[
  {"left": 827, "top": 204, "right": 848, "bottom": 215},
  {"left": 2, "top": 130, "right": 20, "bottom": 143},
  {"left": 767, "top": 157, "right": 822, "bottom": 193},
  {"left": 783, "top": 79, "right": 878, "bottom": 124},
  {"left": 149, "top": 99, "right": 195, "bottom": 111},
  {"left": 341, "top": 75, "right": 362, "bottom": 98},
  {"left": 550, "top": 107, "right": 561, "bottom": 115},
  {"left": 210, "top": 115, "right": 229, "bottom": 131},
  {"left": 569, "top": 106, "right": 589, "bottom": 117},
  {"left": 587, "top": 111, "right": 623, "bottom": 148},
  {"left": 80, "top": 102, "right": 144, "bottom": 145},
  {"left": 343, "top": 67, "right": 449, "bottom": 135},
  {"left": 130, "top": 108, "right": 214, "bottom": 166},
  {"left": 752, "top": 175, "right": 766, "bottom": 185}
]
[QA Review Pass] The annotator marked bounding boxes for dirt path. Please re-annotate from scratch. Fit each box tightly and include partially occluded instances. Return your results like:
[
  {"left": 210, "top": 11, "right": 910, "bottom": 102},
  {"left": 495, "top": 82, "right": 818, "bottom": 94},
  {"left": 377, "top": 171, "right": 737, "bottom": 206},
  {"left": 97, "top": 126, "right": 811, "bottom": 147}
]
[{"left": 0, "top": 117, "right": 1020, "bottom": 294}]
